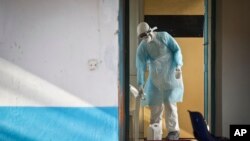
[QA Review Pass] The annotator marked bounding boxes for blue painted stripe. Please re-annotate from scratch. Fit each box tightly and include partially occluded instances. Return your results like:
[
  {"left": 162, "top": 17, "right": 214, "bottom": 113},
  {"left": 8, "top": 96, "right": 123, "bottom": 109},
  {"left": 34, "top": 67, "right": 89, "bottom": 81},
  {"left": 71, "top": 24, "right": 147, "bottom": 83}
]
[{"left": 0, "top": 107, "right": 118, "bottom": 141}]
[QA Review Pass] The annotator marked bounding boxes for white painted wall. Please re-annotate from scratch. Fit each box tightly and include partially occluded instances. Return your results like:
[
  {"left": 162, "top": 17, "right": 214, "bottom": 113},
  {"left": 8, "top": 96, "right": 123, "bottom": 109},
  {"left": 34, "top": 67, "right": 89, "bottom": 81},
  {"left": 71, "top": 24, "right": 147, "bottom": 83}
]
[
  {"left": 216, "top": 0, "right": 250, "bottom": 137},
  {"left": 0, "top": 0, "right": 119, "bottom": 107}
]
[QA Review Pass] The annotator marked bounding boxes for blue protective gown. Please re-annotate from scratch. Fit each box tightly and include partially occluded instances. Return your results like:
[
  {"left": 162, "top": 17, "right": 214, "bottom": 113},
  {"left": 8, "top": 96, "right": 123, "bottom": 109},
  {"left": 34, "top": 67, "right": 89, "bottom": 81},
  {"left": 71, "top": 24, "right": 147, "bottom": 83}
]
[{"left": 136, "top": 32, "right": 184, "bottom": 106}]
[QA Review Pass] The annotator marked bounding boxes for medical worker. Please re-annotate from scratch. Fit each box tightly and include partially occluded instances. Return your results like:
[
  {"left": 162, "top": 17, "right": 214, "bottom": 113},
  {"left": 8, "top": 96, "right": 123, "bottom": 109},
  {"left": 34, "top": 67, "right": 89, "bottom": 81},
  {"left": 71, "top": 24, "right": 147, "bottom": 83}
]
[{"left": 136, "top": 22, "right": 184, "bottom": 140}]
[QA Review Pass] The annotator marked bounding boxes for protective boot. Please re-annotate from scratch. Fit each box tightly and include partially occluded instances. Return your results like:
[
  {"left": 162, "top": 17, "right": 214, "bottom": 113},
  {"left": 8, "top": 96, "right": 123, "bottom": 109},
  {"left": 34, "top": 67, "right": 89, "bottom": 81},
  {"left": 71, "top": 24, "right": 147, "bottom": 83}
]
[{"left": 166, "top": 131, "right": 180, "bottom": 140}]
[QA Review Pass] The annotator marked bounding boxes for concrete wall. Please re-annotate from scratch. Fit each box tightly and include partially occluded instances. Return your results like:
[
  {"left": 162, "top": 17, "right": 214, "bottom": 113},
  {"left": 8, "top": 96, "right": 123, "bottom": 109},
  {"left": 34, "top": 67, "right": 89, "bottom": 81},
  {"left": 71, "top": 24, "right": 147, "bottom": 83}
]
[
  {"left": 0, "top": 0, "right": 119, "bottom": 140},
  {"left": 216, "top": 0, "right": 250, "bottom": 138}
]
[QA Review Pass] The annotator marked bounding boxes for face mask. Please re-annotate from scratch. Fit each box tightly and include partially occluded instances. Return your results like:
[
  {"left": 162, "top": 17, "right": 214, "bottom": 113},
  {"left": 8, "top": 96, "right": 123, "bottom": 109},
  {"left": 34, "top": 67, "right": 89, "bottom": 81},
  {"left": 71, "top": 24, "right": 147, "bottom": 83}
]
[
  {"left": 139, "top": 26, "right": 157, "bottom": 40},
  {"left": 143, "top": 33, "right": 153, "bottom": 43},
  {"left": 143, "top": 36, "right": 151, "bottom": 43}
]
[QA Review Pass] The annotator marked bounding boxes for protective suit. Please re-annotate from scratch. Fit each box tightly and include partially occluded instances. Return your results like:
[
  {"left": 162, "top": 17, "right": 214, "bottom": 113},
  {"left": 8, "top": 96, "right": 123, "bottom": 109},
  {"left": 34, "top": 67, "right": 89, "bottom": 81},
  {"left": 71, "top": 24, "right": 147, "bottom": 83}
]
[
  {"left": 136, "top": 22, "right": 184, "bottom": 140},
  {"left": 136, "top": 29, "right": 184, "bottom": 106}
]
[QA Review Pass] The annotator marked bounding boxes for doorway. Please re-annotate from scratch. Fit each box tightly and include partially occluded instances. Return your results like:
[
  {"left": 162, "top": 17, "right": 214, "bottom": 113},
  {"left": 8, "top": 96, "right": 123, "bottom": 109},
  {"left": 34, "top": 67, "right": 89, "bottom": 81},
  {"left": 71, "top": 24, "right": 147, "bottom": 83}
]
[{"left": 128, "top": 0, "right": 210, "bottom": 140}]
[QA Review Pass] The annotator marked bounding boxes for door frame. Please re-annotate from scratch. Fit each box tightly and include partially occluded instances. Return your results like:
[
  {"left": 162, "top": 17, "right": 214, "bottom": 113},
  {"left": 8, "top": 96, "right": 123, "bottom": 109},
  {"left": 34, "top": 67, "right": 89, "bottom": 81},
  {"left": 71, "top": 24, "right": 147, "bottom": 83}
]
[{"left": 119, "top": 0, "right": 217, "bottom": 140}]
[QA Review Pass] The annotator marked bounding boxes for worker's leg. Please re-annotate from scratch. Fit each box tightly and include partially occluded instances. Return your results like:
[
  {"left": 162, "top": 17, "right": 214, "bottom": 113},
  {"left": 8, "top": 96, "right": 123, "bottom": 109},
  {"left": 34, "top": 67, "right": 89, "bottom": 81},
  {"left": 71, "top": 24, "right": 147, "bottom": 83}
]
[
  {"left": 149, "top": 104, "right": 164, "bottom": 125},
  {"left": 165, "top": 102, "right": 180, "bottom": 140},
  {"left": 148, "top": 104, "right": 163, "bottom": 139}
]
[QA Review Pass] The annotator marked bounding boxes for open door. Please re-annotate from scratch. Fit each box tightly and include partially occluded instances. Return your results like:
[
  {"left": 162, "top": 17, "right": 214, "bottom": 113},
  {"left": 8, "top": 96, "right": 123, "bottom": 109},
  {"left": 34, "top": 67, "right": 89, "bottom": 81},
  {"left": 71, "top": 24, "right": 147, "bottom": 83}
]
[{"left": 128, "top": 0, "right": 209, "bottom": 140}]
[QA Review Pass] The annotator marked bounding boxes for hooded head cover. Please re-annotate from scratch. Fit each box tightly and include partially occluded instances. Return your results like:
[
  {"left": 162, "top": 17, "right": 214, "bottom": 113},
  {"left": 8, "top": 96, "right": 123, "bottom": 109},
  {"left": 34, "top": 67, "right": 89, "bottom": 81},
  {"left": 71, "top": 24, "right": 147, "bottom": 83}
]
[{"left": 137, "top": 22, "right": 157, "bottom": 39}]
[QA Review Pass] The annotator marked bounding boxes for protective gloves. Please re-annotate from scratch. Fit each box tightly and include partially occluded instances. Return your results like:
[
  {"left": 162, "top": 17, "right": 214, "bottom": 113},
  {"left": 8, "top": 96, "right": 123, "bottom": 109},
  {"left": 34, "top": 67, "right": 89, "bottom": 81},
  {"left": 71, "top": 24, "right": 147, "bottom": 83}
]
[{"left": 138, "top": 86, "right": 145, "bottom": 100}]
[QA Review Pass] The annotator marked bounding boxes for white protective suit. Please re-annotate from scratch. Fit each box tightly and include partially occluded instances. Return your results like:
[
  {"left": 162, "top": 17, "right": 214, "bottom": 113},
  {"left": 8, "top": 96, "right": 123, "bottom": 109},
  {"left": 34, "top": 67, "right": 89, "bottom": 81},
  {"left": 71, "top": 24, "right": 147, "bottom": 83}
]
[{"left": 136, "top": 22, "right": 184, "bottom": 140}]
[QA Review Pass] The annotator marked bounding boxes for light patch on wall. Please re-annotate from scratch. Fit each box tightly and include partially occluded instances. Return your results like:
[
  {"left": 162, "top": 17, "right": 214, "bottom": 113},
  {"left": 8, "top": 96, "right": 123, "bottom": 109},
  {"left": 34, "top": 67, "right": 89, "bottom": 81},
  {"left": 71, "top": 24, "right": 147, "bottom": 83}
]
[
  {"left": 0, "top": 57, "right": 93, "bottom": 107},
  {"left": 0, "top": 0, "right": 119, "bottom": 107}
]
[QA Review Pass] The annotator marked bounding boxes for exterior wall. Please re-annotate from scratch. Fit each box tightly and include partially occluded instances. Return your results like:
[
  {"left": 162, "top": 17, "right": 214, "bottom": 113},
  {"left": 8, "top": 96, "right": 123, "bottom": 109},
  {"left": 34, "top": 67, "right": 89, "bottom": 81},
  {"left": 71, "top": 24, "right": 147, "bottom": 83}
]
[{"left": 0, "top": 0, "right": 119, "bottom": 141}]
